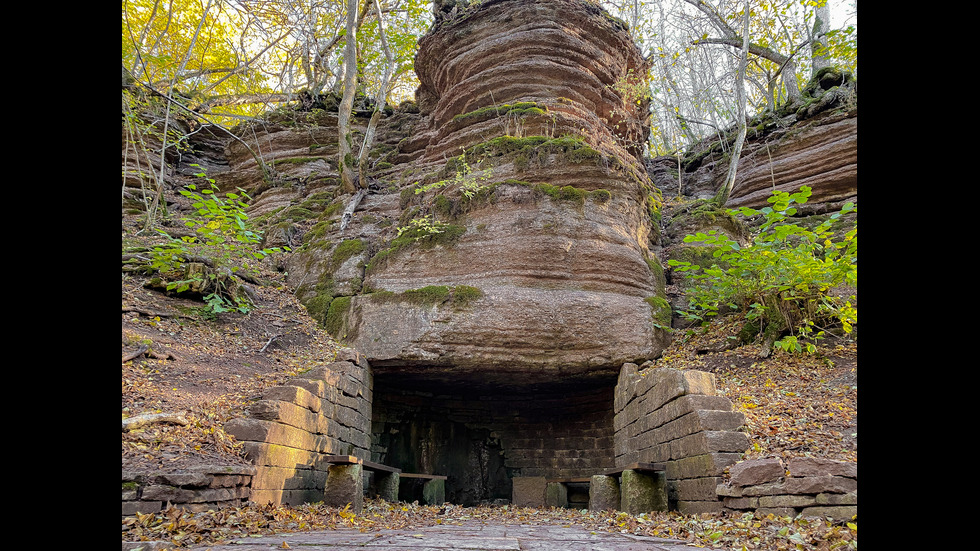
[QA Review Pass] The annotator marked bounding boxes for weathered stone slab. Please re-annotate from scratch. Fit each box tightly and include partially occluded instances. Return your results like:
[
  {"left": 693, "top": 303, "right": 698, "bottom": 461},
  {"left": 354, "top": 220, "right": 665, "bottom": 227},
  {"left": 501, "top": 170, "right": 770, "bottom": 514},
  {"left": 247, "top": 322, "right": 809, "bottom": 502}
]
[
  {"left": 759, "top": 494, "right": 817, "bottom": 508},
  {"left": 422, "top": 478, "right": 446, "bottom": 506},
  {"left": 288, "top": 378, "right": 326, "bottom": 400},
  {"left": 787, "top": 457, "right": 857, "bottom": 478},
  {"left": 722, "top": 496, "right": 759, "bottom": 509},
  {"left": 668, "top": 453, "right": 742, "bottom": 479},
  {"left": 783, "top": 475, "right": 857, "bottom": 495},
  {"left": 155, "top": 472, "right": 210, "bottom": 487},
  {"left": 729, "top": 458, "right": 785, "bottom": 486},
  {"left": 249, "top": 399, "right": 319, "bottom": 433},
  {"left": 512, "top": 476, "right": 547, "bottom": 508},
  {"left": 614, "top": 363, "right": 641, "bottom": 413},
  {"left": 670, "top": 477, "right": 722, "bottom": 501},
  {"left": 816, "top": 491, "right": 857, "bottom": 505},
  {"left": 225, "top": 418, "right": 328, "bottom": 452},
  {"left": 669, "top": 430, "right": 750, "bottom": 459},
  {"left": 373, "top": 472, "right": 399, "bottom": 502},
  {"left": 620, "top": 470, "right": 667, "bottom": 514},
  {"left": 251, "top": 465, "right": 327, "bottom": 492},
  {"left": 546, "top": 482, "right": 568, "bottom": 508},
  {"left": 800, "top": 505, "right": 858, "bottom": 520},
  {"left": 262, "top": 385, "right": 322, "bottom": 413},
  {"left": 323, "top": 463, "right": 363, "bottom": 513},
  {"left": 638, "top": 369, "right": 718, "bottom": 414},
  {"left": 589, "top": 475, "right": 620, "bottom": 511}
]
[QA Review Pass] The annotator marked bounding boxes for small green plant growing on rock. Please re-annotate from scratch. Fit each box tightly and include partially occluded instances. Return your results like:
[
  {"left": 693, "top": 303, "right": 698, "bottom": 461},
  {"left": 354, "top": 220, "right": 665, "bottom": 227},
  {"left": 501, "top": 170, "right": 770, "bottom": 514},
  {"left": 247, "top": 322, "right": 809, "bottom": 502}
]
[
  {"left": 148, "top": 165, "right": 289, "bottom": 315},
  {"left": 668, "top": 186, "right": 856, "bottom": 356},
  {"left": 396, "top": 215, "right": 453, "bottom": 242},
  {"left": 415, "top": 154, "right": 493, "bottom": 199}
]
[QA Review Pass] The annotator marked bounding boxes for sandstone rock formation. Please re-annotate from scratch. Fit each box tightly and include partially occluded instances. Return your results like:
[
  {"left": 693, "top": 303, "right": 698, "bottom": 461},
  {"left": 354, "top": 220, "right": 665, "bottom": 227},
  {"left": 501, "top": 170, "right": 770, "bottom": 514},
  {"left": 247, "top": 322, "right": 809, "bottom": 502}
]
[
  {"left": 254, "top": 0, "right": 672, "bottom": 385},
  {"left": 650, "top": 68, "right": 857, "bottom": 211}
]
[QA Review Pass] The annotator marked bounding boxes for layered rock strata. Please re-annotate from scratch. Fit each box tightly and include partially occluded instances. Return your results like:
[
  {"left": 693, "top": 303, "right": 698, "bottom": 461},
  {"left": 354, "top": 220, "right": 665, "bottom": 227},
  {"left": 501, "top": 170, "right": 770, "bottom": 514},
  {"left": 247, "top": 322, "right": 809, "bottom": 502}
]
[
  {"left": 331, "top": 0, "right": 669, "bottom": 379},
  {"left": 651, "top": 72, "right": 857, "bottom": 211}
]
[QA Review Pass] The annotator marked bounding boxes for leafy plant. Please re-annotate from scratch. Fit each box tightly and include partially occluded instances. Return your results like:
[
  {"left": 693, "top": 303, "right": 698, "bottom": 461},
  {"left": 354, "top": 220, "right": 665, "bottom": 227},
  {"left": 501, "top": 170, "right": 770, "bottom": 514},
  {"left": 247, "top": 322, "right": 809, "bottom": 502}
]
[
  {"left": 415, "top": 154, "right": 492, "bottom": 199},
  {"left": 668, "top": 186, "right": 856, "bottom": 355},
  {"left": 150, "top": 165, "right": 289, "bottom": 315},
  {"left": 395, "top": 214, "right": 454, "bottom": 242}
]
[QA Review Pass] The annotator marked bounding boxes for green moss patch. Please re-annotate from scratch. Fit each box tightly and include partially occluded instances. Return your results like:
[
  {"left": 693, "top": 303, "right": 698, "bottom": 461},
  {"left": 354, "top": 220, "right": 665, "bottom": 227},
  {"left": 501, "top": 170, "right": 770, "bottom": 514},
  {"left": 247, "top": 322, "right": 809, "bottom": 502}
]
[
  {"left": 323, "top": 296, "right": 352, "bottom": 337},
  {"left": 367, "top": 285, "right": 482, "bottom": 310},
  {"left": 331, "top": 239, "right": 365, "bottom": 270},
  {"left": 451, "top": 102, "right": 548, "bottom": 124},
  {"left": 465, "top": 136, "right": 602, "bottom": 168}
]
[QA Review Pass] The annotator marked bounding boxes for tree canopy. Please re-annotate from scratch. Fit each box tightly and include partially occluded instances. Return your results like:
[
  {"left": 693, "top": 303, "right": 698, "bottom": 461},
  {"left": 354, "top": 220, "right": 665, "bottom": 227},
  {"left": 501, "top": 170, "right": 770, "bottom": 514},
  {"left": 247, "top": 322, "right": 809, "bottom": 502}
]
[{"left": 122, "top": 0, "right": 856, "bottom": 150}]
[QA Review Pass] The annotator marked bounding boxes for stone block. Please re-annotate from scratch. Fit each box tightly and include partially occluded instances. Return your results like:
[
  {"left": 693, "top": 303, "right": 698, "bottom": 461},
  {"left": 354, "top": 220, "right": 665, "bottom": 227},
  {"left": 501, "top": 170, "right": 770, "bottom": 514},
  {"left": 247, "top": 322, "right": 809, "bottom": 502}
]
[
  {"left": 156, "top": 473, "right": 210, "bottom": 487},
  {"left": 722, "top": 496, "right": 759, "bottom": 509},
  {"left": 512, "top": 476, "right": 548, "bottom": 508},
  {"left": 251, "top": 465, "right": 327, "bottom": 492},
  {"left": 668, "top": 453, "right": 742, "bottom": 479},
  {"left": 141, "top": 485, "right": 193, "bottom": 503},
  {"left": 783, "top": 475, "right": 857, "bottom": 495},
  {"left": 323, "top": 463, "right": 363, "bottom": 513},
  {"left": 248, "top": 488, "right": 284, "bottom": 507},
  {"left": 671, "top": 477, "right": 722, "bottom": 501},
  {"left": 372, "top": 472, "right": 399, "bottom": 502},
  {"left": 588, "top": 475, "right": 620, "bottom": 511},
  {"left": 669, "top": 430, "right": 750, "bottom": 459},
  {"left": 759, "top": 494, "right": 817, "bottom": 508},
  {"left": 249, "top": 400, "right": 319, "bottom": 434},
  {"left": 263, "top": 385, "right": 321, "bottom": 413},
  {"left": 642, "top": 369, "right": 718, "bottom": 414},
  {"left": 422, "top": 479, "right": 446, "bottom": 506},
  {"left": 620, "top": 470, "right": 667, "bottom": 514},
  {"left": 729, "top": 458, "right": 785, "bottom": 487},
  {"left": 546, "top": 482, "right": 568, "bottom": 508},
  {"left": 800, "top": 505, "right": 858, "bottom": 521},
  {"left": 614, "top": 363, "right": 640, "bottom": 412},
  {"left": 816, "top": 491, "right": 858, "bottom": 505},
  {"left": 289, "top": 378, "right": 326, "bottom": 400},
  {"left": 335, "top": 404, "right": 367, "bottom": 430},
  {"left": 787, "top": 458, "right": 857, "bottom": 479},
  {"left": 225, "top": 418, "right": 318, "bottom": 452},
  {"left": 122, "top": 500, "right": 162, "bottom": 516}
]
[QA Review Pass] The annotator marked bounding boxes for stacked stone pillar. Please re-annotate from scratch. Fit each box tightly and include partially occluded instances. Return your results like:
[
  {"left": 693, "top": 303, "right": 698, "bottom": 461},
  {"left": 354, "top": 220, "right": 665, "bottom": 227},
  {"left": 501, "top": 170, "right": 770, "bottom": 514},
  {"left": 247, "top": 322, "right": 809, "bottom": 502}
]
[
  {"left": 225, "top": 348, "right": 373, "bottom": 506},
  {"left": 613, "top": 363, "right": 748, "bottom": 514}
]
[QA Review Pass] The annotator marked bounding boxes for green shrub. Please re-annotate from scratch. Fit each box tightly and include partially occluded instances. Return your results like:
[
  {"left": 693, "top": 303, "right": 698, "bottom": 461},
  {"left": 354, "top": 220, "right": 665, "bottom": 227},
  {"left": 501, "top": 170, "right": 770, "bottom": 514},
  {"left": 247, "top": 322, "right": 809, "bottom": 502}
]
[
  {"left": 149, "top": 166, "right": 289, "bottom": 315},
  {"left": 667, "top": 186, "right": 856, "bottom": 354}
]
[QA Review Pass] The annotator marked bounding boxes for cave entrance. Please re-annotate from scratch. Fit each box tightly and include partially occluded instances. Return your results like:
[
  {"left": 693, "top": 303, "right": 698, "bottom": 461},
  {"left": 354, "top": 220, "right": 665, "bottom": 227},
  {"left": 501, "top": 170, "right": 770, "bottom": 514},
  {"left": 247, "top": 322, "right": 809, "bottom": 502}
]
[{"left": 371, "top": 369, "right": 617, "bottom": 506}]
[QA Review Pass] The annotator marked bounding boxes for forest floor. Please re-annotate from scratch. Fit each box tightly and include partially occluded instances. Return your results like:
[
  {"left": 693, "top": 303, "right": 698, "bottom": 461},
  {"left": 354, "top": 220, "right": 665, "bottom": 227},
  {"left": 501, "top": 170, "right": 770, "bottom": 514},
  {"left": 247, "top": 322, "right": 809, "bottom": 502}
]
[{"left": 121, "top": 223, "right": 857, "bottom": 550}]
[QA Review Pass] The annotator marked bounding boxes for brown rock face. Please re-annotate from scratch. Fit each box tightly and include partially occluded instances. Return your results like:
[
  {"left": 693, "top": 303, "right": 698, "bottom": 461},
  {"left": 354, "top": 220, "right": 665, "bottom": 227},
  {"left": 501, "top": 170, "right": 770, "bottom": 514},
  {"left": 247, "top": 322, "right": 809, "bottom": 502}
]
[
  {"left": 340, "top": 0, "right": 669, "bottom": 380},
  {"left": 653, "top": 74, "right": 857, "bottom": 211}
]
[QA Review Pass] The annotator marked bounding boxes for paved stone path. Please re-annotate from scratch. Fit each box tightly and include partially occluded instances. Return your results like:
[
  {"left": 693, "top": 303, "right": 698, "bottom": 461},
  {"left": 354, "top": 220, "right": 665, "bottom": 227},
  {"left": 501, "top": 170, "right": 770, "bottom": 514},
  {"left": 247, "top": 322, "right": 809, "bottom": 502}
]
[{"left": 179, "top": 520, "right": 712, "bottom": 550}]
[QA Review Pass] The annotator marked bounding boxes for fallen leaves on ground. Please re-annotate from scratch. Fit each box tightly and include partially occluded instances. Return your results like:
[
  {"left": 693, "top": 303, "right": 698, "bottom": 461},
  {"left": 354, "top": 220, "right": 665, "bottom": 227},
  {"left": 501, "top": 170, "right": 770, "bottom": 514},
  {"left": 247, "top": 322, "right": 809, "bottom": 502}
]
[{"left": 122, "top": 499, "right": 857, "bottom": 550}]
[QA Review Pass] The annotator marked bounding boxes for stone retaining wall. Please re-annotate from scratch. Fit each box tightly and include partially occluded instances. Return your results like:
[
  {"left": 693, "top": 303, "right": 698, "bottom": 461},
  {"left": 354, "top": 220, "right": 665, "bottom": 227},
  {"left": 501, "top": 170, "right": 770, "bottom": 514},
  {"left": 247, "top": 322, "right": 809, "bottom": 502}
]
[
  {"left": 614, "top": 363, "right": 749, "bottom": 514},
  {"left": 224, "top": 349, "right": 373, "bottom": 506},
  {"left": 122, "top": 465, "right": 255, "bottom": 515},
  {"left": 717, "top": 457, "right": 857, "bottom": 521}
]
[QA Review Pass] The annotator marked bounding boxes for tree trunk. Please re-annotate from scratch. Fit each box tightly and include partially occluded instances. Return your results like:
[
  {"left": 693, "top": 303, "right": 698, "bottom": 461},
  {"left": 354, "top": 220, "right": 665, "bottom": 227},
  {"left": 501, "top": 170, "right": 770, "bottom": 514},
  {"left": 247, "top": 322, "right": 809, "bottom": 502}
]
[
  {"left": 810, "top": 1, "right": 833, "bottom": 76},
  {"left": 717, "top": 0, "right": 750, "bottom": 206},
  {"left": 338, "top": 0, "right": 361, "bottom": 194},
  {"left": 357, "top": 0, "right": 396, "bottom": 179}
]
